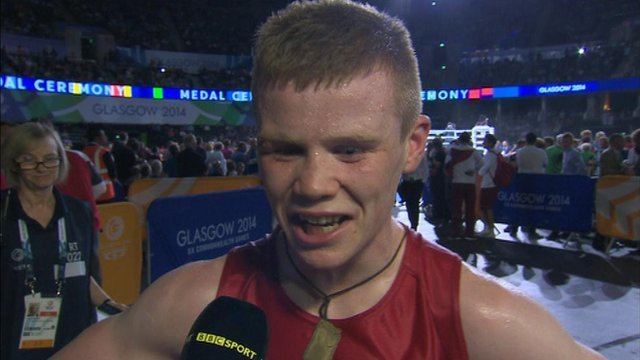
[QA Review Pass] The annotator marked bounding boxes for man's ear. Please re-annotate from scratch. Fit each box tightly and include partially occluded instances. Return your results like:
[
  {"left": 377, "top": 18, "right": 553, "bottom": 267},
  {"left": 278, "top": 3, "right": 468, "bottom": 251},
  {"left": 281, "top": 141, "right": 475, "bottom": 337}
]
[{"left": 403, "top": 114, "right": 431, "bottom": 173}]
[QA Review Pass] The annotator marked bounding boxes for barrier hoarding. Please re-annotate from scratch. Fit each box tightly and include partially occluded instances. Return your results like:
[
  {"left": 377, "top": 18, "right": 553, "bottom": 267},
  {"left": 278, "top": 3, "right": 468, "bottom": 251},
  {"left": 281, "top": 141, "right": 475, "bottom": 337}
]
[
  {"left": 96, "top": 202, "right": 143, "bottom": 305},
  {"left": 596, "top": 176, "right": 640, "bottom": 241},
  {"left": 128, "top": 176, "right": 261, "bottom": 215},
  {"left": 494, "top": 174, "right": 595, "bottom": 232},
  {"left": 146, "top": 187, "right": 273, "bottom": 283}
]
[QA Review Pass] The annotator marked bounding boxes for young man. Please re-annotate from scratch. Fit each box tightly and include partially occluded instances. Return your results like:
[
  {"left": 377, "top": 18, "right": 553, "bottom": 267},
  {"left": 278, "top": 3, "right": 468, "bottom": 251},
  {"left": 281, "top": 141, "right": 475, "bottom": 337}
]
[
  {"left": 54, "top": 1, "right": 602, "bottom": 359},
  {"left": 477, "top": 134, "right": 499, "bottom": 238},
  {"left": 445, "top": 132, "right": 483, "bottom": 238},
  {"left": 514, "top": 132, "right": 547, "bottom": 239}
]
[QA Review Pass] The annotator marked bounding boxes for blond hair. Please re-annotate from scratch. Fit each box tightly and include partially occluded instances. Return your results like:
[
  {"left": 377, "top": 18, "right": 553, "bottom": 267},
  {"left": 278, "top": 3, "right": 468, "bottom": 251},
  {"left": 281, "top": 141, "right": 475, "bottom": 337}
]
[
  {"left": 252, "top": 0, "right": 421, "bottom": 138},
  {"left": 0, "top": 122, "right": 69, "bottom": 187}
]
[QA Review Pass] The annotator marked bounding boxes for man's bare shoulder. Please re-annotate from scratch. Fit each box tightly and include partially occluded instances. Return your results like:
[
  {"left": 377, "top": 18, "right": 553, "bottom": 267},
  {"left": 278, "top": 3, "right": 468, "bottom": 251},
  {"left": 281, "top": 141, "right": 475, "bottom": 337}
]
[
  {"left": 459, "top": 263, "right": 604, "bottom": 360},
  {"left": 123, "top": 256, "right": 229, "bottom": 356},
  {"left": 54, "top": 256, "right": 228, "bottom": 359}
]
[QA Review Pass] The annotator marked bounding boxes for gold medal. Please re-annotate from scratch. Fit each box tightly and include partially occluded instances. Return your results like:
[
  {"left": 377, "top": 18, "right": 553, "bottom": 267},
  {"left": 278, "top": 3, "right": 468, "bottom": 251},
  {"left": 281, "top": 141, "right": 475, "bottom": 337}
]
[
  {"left": 303, "top": 318, "right": 342, "bottom": 360},
  {"left": 283, "top": 228, "right": 407, "bottom": 360}
]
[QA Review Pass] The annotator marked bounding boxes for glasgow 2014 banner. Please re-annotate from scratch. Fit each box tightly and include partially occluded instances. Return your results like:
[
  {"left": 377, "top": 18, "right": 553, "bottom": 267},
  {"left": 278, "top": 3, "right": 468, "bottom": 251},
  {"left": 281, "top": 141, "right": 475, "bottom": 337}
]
[
  {"left": 146, "top": 187, "right": 272, "bottom": 283},
  {"left": 493, "top": 174, "right": 595, "bottom": 232},
  {"left": 0, "top": 89, "right": 254, "bottom": 125}
]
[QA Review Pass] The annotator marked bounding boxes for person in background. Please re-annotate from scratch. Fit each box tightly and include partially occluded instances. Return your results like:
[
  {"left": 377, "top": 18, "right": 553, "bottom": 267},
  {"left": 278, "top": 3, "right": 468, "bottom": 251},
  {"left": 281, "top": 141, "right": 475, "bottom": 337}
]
[
  {"left": 561, "top": 132, "right": 587, "bottom": 176},
  {"left": 236, "top": 162, "right": 246, "bottom": 176},
  {"left": 177, "top": 134, "right": 207, "bottom": 177},
  {"left": 398, "top": 147, "right": 429, "bottom": 230},
  {"left": 579, "top": 129, "right": 592, "bottom": 144},
  {"left": 446, "top": 132, "right": 483, "bottom": 238},
  {"left": 599, "top": 133, "right": 626, "bottom": 176},
  {"left": 624, "top": 128, "right": 640, "bottom": 175},
  {"left": 516, "top": 132, "right": 547, "bottom": 174},
  {"left": 226, "top": 160, "right": 238, "bottom": 176},
  {"left": 622, "top": 134, "right": 633, "bottom": 159},
  {"left": 221, "top": 139, "right": 233, "bottom": 159},
  {"left": 149, "top": 159, "right": 164, "bottom": 178},
  {"left": 246, "top": 137, "right": 259, "bottom": 174},
  {"left": 205, "top": 142, "right": 227, "bottom": 176},
  {"left": 195, "top": 136, "right": 207, "bottom": 159},
  {"left": 57, "top": 149, "right": 104, "bottom": 231},
  {"left": 545, "top": 135, "right": 563, "bottom": 174},
  {"left": 1, "top": 123, "right": 127, "bottom": 360},
  {"left": 593, "top": 131, "right": 607, "bottom": 152},
  {"left": 111, "top": 131, "right": 137, "bottom": 197},
  {"left": 209, "top": 161, "right": 225, "bottom": 177},
  {"left": 231, "top": 142, "right": 249, "bottom": 167},
  {"left": 594, "top": 135, "right": 609, "bottom": 176},
  {"left": 139, "top": 162, "right": 152, "bottom": 179},
  {"left": 427, "top": 137, "right": 449, "bottom": 224},
  {"left": 512, "top": 132, "right": 547, "bottom": 239},
  {"left": 579, "top": 143, "right": 597, "bottom": 177},
  {"left": 83, "top": 127, "right": 117, "bottom": 203},
  {"left": 207, "top": 141, "right": 227, "bottom": 176},
  {"left": 477, "top": 134, "right": 499, "bottom": 238},
  {"left": 162, "top": 142, "right": 180, "bottom": 178}
]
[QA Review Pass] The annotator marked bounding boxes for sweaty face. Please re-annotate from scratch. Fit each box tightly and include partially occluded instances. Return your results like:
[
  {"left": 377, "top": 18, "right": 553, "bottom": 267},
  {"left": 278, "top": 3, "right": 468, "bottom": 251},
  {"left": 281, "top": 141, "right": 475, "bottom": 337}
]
[
  {"left": 258, "top": 71, "right": 411, "bottom": 270},
  {"left": 15, "top": 136, "right": 61, "bottom": 191}
]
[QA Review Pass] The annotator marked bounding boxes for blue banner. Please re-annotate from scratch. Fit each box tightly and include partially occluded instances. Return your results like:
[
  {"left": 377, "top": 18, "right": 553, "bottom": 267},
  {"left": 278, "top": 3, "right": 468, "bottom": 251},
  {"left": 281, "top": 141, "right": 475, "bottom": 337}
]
[
  {"left": 146, "top": 187, "right": 273, "bottom": 282},
  {"left": 493, "top": 174, "right": 595, "bottom": 231},
  {"left": 3, "top": 74, "right": 638, "bottom": 102}
]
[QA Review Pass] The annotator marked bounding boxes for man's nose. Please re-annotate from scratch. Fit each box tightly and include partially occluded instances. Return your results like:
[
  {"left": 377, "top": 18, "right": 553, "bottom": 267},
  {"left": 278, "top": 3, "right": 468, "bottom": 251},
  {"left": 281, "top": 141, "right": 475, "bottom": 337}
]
[{"left": 293, "top": 153, "right": 339, "bottom": 202}]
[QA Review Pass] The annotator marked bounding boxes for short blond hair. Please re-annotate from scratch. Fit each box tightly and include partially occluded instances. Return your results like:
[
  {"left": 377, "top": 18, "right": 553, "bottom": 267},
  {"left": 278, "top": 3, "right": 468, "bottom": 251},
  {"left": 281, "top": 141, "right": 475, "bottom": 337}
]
[
  {"left": 252, "top": 0, "right": 422, "bottom": 138},
  {"left": 0, "top": 122, "right": 69, "bottom": 187}
]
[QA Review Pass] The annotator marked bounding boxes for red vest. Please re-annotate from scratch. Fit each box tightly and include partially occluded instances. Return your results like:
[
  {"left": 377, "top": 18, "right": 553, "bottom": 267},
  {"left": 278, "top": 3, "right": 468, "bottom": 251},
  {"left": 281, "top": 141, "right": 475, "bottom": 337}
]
[
  {"left": 217, "top": 229, "right": 468, "bottom": 359},
  {"left": 83, "top": 143, "right": 115, "bottom": 202},
  {"left": 0, "top": 170, "right": 7, "bottom": 190},
  {"left": 57, "top": 150, "right": 100, "bottom": 230}
]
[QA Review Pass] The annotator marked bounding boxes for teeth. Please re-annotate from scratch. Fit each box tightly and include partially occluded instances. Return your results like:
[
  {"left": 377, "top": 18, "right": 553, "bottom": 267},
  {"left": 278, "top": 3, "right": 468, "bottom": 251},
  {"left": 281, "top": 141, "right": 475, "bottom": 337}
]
[
  {"left": 298, "top": 215, "right": 343, "bottom": 226},
  {"left": 318, "top": 224, "right": 339, "bottom": 233}
]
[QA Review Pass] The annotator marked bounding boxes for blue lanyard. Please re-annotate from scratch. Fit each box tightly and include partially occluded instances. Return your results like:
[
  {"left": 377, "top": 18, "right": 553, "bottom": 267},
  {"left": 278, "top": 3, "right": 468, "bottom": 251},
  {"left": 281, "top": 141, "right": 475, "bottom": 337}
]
[{"left": 18, "top": 217, "right": 68, "bottom": 297}]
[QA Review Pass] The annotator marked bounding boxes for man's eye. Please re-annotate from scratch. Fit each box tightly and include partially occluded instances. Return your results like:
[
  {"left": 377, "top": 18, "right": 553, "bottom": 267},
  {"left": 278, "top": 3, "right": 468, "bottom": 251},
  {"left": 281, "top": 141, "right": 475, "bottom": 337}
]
[
  {"left": 260, "top": 145, "right": 304, "bottom": 160},
  {"left": 276, "top": 147, "right": 303, "bottom": 156},
  {"left": 334, "top": 146, "right": 366, "bottom": 162},
  {"left": 339, "top": 147, "right": 362, "bottom": 156}
]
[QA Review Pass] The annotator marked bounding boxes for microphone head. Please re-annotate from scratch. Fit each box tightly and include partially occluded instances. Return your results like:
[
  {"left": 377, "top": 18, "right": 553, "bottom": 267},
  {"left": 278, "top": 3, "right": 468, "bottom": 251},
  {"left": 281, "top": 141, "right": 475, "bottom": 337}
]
[{"left": 181, "top": 296, "right": 268, "bottom": 360}]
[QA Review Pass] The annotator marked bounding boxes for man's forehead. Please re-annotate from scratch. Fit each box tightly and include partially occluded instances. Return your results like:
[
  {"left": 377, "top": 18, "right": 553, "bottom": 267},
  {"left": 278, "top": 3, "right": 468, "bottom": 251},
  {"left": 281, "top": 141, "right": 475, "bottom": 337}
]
[
  {"left": 259, "top": 70, "right": 395, "bottom": 104},
  {"left": 258, "top": 131, "right": 380, "bottom": 144}
]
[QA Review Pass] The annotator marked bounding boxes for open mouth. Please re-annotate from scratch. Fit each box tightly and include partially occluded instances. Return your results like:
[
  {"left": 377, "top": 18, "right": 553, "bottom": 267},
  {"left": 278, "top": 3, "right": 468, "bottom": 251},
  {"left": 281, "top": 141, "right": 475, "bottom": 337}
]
[{"left": 294, "top": 214, "right": 349, "bottom": 234}]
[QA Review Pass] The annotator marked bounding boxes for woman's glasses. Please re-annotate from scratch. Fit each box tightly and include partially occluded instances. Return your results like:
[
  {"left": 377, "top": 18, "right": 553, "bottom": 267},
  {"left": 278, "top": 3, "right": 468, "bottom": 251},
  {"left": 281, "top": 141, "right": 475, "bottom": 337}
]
[{"left": 15, "top": 157, "right": 61, "bottom": 170}]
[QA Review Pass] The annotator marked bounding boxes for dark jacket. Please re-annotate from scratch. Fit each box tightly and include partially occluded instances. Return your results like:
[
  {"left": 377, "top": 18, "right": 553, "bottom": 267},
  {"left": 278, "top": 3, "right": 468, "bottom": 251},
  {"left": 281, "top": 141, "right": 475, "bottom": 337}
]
[{"left": 1, "top": 188, "right": 98, "bottom": 359}]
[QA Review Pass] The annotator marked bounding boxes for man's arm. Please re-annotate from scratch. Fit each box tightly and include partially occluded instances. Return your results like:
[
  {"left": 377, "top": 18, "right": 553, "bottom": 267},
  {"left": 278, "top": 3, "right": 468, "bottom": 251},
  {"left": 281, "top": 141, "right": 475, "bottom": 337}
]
[
  {"left": 460, "top": 263, "right": 604, "bottom": 360},
  {"left": 53, "top": 257, "right": 227, "bottom": 359}
]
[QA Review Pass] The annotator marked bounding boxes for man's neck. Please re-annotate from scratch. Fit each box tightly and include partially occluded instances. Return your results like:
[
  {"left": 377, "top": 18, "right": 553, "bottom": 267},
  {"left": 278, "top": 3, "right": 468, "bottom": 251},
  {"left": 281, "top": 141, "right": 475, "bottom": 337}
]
[{"left": 277, "top": 221, "right": 406, "bottom": 316}]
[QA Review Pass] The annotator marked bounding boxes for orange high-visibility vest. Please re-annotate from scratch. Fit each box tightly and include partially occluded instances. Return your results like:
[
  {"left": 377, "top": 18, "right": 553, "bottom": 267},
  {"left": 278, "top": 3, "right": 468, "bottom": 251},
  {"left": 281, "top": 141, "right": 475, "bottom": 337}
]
[{"left": 84, "top": 143, "right": 116, "bottom": 202}]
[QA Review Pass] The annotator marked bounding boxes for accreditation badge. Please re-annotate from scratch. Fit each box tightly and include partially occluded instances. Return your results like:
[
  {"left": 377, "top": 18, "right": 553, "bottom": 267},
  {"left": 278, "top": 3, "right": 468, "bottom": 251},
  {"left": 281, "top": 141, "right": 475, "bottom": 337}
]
[{"left": 19, "top": 294, "right": 62, "bottom": 349}]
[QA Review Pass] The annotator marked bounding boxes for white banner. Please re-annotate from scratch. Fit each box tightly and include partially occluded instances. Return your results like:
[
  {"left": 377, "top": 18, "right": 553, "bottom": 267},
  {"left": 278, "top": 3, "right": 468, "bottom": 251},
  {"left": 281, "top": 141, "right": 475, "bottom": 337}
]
[{"left": 48, "top": 95, "right": 222, "bottom": 125}]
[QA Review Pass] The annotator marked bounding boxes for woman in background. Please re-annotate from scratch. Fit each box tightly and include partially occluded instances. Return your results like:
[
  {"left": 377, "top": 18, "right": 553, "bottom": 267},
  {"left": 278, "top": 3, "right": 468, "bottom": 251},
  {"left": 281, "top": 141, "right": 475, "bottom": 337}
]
[{"left": 1, "top": 122, "right": 126, "bottom": 359}]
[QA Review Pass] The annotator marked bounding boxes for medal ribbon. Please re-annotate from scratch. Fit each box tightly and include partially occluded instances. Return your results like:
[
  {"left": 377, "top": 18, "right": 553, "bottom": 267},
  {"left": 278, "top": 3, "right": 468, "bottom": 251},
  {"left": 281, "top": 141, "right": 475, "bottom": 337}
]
[{"left": 283, "top": 228, "right": 407, "bottom": 359}]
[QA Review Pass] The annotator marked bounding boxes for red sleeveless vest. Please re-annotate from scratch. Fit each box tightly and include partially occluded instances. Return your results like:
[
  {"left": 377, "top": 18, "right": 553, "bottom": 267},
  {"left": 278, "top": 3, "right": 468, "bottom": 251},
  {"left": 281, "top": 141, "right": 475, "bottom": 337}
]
[{"left": 217, "top": 229, "right": 469, "bottom": 359}]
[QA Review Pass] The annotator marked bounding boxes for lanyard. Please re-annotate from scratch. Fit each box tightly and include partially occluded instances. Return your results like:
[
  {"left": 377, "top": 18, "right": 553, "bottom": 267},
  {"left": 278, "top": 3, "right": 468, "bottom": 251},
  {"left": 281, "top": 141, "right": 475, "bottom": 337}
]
[{"left": 18, "top": 217, "right": 68, "bottom": 297}]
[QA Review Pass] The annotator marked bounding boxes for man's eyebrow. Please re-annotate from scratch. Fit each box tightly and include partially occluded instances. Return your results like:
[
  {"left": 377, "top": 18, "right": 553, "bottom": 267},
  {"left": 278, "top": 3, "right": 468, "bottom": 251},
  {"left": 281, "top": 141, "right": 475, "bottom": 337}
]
[
  {"left": 258, "top": 135, "right": 381, "bottom": 147},
  {"left": 257, "top": 135, "right": 301, "bottom": 146},
  {"left": 324, "top": 135, "right": 380, "bottom": 145}
]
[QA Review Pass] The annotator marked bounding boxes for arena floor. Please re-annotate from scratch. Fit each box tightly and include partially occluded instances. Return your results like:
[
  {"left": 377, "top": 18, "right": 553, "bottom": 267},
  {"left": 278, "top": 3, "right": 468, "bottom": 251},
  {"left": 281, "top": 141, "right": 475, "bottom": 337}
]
[{"left": 393, "top": 205, "right": 640, "bottom": 360}]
